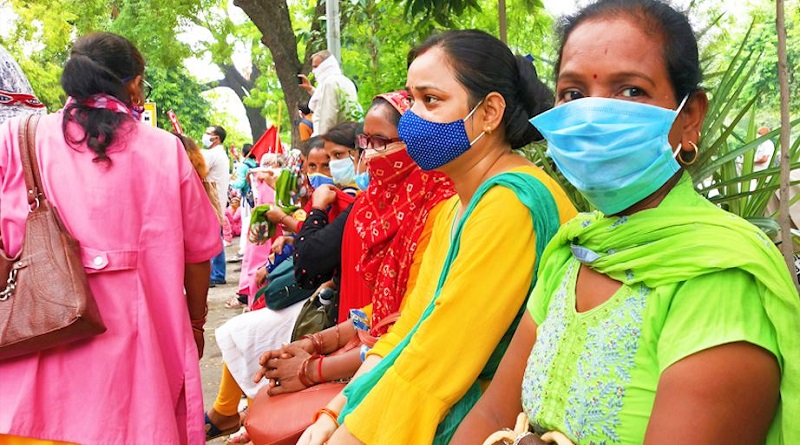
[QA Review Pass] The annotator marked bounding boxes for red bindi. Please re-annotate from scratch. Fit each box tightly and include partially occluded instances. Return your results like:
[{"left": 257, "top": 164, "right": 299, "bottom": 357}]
[{"left": 593, "top": 74, "right": 598, "bottom": 79}]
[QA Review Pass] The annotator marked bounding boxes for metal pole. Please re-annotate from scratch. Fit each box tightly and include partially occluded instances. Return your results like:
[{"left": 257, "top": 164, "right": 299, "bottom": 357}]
[
  {"left": 499, "top": 0, "right": 508, "bottom": 44},
  {"left": 775, "top": 0, "right": 799, "bottom": 290},
  {"left": 326, "top": 0, "right": 341, "bottom": 62}
]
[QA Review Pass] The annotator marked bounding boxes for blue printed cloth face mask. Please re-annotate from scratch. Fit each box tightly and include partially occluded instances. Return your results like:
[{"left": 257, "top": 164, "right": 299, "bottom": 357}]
[
  {"left": 399, "top": 100, "right": 485, "bottom": 171},
  {"left": 308, "top": 172, "right": 335, "bottom": 189},
  {"left": 530, "top": 96, "right": 688, "bottom": 215},
  {"left": 329, "top": 157, "right": 355, "bottom": 186}
]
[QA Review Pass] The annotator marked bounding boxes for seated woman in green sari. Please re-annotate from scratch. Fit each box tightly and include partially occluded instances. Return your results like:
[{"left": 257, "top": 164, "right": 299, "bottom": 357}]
[{"left": 454, "top": 0, "right": 800, "bottom": 444}]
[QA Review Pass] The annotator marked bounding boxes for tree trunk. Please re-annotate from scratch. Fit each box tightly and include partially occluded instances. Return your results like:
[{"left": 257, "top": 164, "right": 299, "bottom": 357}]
[
  {"left": 775, "top": 0, "right": 799, "bottom": 290},
  {"left": 214, "top": 63, "right": 267, "bottom": 141},
  {"left": 234, "top": 0, "right": 326, "bottom": 148}
]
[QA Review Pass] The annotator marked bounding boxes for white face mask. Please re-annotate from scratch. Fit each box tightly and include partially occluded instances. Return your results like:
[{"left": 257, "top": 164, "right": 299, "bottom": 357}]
[{"left": 202, "top": 134, "right": 213, "bottom": 148}]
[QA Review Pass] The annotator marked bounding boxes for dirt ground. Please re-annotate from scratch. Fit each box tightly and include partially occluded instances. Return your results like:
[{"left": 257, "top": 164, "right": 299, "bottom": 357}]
[{"left": 202, "top": 239, "right": 249, "bottom": 445}]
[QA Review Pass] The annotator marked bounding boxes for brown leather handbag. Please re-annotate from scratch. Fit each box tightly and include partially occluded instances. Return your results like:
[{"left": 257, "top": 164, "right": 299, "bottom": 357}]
[{"left": 0, "top": 114, "right": 106, "bottom": 360}]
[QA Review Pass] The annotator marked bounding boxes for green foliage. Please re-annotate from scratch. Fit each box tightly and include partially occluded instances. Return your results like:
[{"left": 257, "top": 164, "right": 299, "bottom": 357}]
[
  {"left": 2, "top": 0, "right": 214, "bottom": 138},
  {"left": 146, "top": 66, "right": 211, "bottom": 140},
  {"left": 747, "top": 3, "right": 799, "bottom": 122}
]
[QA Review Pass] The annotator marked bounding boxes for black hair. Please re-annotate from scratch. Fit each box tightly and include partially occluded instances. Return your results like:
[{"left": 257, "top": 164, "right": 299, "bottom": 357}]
[
  {"left": 408, "top": 29, "right": 553, "bottom": 149},
  {"left": 320, "top": 121, "right": 358, "bottom": 150},
  {"left": 556, "top": 0, "right": 702, "bottom": 102},
  {"left": 242, "top": 143, "right": 254, "bottom": 158},
  {"left": 368, "top": 97, "right": 402, "bottom": 128},
  {"left": 300, "top": 136, "right": 325, "bottom": 158},
  {"left": 61, "top": 32, "right": 145, "bottom": 163},
  {"left": 298, "top": 101, "right": 312, "bottom": 115},
  {"left": 211, "top": 125, "right": 227, "bottom": 144}
]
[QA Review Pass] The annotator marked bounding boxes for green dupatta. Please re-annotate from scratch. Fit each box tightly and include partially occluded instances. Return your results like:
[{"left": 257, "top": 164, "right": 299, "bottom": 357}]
[
  {"left": 339, "top": 171, "right": 562, "bottom": 444},
  {"left": 532, "top": 172, "right": 800, "bottom": 444}
]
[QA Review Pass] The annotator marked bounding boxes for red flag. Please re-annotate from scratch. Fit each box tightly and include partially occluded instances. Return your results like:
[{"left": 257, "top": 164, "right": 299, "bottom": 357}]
[{"left": 251, "top": 125, "right": 282, "bottom": 162}]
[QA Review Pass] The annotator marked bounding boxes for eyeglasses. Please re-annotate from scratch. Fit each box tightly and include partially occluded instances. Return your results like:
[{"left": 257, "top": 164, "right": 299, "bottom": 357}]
[
  {"left": 356, "top": 134, "right": 401, "bottom": 151},
  {"left": 141, "top": 79, "right": 152, "bottom": 101}
]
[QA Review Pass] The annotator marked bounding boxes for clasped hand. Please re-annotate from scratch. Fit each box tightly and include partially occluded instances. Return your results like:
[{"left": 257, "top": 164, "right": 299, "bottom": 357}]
[{"left": 253, "top": 340, "right": 316, "bottom": 395}]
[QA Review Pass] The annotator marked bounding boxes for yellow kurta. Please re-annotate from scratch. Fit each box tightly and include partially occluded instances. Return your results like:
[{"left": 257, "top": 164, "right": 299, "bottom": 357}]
[{"left": 345, "top": 165, "right": 577, "bottom": 444}]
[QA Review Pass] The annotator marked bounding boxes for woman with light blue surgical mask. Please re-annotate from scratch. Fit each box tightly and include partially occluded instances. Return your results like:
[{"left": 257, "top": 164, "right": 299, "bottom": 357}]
[
  {"left": 455, "top": 1, "right": 800, "bottom": 444},
  {"left": 298, "top": 30, "right": 577, "bottom": 445},
  {"left": 320, "top": 121, "right": 361, "bottom": 195}
]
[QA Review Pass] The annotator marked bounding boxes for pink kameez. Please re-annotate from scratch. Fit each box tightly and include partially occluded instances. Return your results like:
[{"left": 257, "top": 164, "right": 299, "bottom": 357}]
[{"left": 0, "top": 112, "right": 221, "bottom": 445}]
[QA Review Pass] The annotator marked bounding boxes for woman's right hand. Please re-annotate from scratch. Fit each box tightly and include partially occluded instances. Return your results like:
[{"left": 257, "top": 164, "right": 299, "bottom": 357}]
[
  {"left": 311, "top": 184, "right": 338, "bottom": 210},
  {"left": 297, "top": 416, "right": 338, "bottom": 445},
  {"left": 255, "top": 266, "right": 268, "bottom": 288}
]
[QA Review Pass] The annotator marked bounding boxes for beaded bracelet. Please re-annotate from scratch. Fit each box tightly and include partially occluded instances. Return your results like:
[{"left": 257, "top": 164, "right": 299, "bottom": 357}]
[{"left": 313, "top": 407, "right": 339, "bottom": 428}]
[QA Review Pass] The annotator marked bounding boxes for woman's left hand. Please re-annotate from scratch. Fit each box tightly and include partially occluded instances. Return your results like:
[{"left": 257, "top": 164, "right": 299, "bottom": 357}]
[
  {"left": 263, "top": 344, "right": 315, "bottom": 395},
  {"left": 192, "top": 328, "right": 204, "bottom": 359},
  {"left": 266, "top": 207, "right": 287, "bottom": 224},
  {"left": 328, "top": 424, "right": 365, "bottom": 445}
]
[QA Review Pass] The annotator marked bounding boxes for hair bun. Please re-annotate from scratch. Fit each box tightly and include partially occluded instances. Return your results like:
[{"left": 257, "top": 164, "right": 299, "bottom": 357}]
[{"left": 504, "top": 56, "right": 554, "bottom": 148}]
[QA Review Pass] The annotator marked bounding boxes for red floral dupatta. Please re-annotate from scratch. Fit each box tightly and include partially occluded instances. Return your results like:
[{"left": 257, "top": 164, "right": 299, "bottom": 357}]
[{"left": 349, "top": 149, "right": 455, "bottom": 332}]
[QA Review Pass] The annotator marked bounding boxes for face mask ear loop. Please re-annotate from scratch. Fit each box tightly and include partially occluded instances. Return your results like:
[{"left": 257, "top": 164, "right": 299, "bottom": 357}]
[
  {"left": 465, "top": 98, "right": 486, "bottom": 146},
  {"left": 675, "top": 94, "right": 690, "bottom": 114},
  {"left": 670, "top": 95, "right": 691, "bottom": 158},
  {"left": 672, "top": 143, "right": 683, "bottom": 159}
]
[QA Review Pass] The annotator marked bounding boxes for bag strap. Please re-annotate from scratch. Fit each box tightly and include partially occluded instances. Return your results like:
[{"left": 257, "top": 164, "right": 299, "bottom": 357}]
[{"left": 18, "top": 114, "right": 44, "bottom": 207}]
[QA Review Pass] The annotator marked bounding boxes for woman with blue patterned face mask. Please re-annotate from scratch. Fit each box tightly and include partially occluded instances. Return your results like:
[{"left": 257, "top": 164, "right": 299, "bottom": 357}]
[
  {"left": 298, "top": 30, "right": 577, "bottom": 445},
  {"left": 454, "top": 1, "right": 800, "bottom": 444}
]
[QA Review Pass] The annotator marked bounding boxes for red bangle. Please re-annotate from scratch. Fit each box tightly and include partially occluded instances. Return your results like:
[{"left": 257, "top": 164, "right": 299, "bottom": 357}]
[
  {"left": 190, "top": 305, "right": 208, "bottom": 331},
  {"left": 317, "top": 356, "right": 325, "bottom": 382},
  {"left": 301, "top": 334, "right": 323, "bottom": 355},
  {"left": 298, "top": 354, "right": 318, "bottom": 387},
  {"left": 313, "top": 407, "right": 339, "bottom": 427}
]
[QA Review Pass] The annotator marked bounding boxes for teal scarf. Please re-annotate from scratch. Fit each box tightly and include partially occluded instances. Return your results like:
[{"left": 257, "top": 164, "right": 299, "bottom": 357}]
[
  {"left": 532, "top": 173, "right": 800, "bottom": 444},
  {"left": 339, "top": 172, "right": 562, "bottom": 444}
]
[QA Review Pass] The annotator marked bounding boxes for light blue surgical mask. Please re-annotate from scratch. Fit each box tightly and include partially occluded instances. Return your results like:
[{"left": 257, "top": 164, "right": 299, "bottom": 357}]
[
  {"left": 353, "top": 155, "right": 370, "bottom": 191},
  {"left": 530, "top": 96, "right": 688, "bottom": 215},
  {"left": 329, "top": 157, "right": 355, "bottom": 186}
]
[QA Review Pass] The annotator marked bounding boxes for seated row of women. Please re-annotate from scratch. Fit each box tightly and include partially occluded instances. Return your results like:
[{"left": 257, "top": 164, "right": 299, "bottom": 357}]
[{"left": 208, "top": 1, "right": 799, "bottom": 444}]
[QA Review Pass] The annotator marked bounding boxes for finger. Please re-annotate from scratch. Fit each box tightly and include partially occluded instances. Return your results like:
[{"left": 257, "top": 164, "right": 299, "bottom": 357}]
[
  {"left": 253, "top": 369, "right": 266, "bottom": 383},
  {"left": 267, "top": 384, "right": 287, "bottom": 396},
  {"left": 285, "top": 343, "right": 309, "bottom": 355}
]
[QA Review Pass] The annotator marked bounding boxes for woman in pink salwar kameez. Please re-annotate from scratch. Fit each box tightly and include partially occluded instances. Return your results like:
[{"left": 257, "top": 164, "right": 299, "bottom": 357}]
[{"left": 0, "top": 33, "right": 220, "bottom": 445}]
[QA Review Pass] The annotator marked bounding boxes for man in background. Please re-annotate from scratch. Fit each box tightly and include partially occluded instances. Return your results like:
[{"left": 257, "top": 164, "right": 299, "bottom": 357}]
[{"left": 203, "top": 125, "right": 231, "bottom": 286}]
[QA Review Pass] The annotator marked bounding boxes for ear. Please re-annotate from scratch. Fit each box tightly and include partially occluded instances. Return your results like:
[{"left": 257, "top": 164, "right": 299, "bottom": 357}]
[
  {"left": 679, "top": 90, "right": 708, "bottom": 153},
  {"left": 479, "top": 91, "right": 506, "bottom": 134},
  {"left": 126, "top": 74, "right": 143, "bottom": 106}
]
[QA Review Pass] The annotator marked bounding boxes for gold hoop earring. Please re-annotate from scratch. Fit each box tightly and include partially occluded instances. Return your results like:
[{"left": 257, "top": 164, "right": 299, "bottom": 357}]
[
  {"left": 132, "top": 96, "right": 143, "bottom": 107},
  {"left": 679, "top": 141, "right": 699, "bottom": 166}
]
